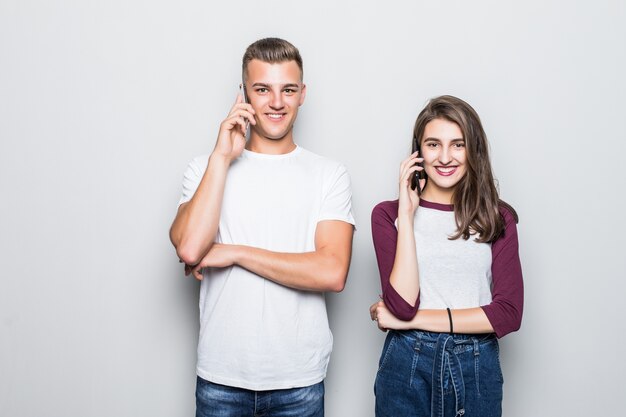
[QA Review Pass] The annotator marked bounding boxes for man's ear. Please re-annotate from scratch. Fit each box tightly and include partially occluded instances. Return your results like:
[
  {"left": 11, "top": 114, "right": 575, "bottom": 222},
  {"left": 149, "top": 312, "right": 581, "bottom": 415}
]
[{"left": 299, "top": 84, "right": 306, "bottom": 106}]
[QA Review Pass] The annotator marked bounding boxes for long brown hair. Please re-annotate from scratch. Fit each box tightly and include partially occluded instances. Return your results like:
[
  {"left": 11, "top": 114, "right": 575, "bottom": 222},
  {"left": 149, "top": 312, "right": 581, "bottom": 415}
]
[{"left": 412, "top": 95, "right": 518, "bottom": 243}]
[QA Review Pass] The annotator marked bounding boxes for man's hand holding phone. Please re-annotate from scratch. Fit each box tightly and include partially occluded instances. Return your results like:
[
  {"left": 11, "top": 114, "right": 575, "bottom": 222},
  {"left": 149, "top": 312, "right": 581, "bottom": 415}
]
[{"left": 213, "top": 92, "right": 256, "bottom": 163}]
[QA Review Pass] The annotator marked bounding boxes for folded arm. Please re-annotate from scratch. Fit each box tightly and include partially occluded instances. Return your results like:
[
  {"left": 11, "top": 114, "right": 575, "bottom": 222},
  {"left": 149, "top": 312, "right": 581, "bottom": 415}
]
[
  {"left": 170, "top": 154, "right": 230, "bottom": 265},
  {"left": 371, "top": 301, "right": 494, "bottom": 333},
  {"left": 191, "top": 220, "right": 354, "bottom": 292}
]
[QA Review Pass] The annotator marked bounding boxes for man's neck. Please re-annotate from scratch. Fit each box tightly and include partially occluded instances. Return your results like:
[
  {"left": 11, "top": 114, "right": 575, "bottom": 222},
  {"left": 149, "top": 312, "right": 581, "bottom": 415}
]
[{"left": 245, "top": 135, "right": 297, "bottom": 155}]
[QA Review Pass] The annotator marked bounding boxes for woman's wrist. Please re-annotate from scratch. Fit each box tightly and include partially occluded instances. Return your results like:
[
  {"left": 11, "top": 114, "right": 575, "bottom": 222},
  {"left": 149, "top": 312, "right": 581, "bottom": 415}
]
[
  {"left": 410, "top": 310, "right": 424, "bottom": 329},
  {"left": 397, "top": 212, "right": 416, "bottom": 228}
]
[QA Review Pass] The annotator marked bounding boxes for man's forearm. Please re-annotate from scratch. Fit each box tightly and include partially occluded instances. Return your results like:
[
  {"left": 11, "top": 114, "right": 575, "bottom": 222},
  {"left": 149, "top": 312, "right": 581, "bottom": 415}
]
[
  {"left": 231, "top": 245, "right": 349, "bottom": 292},
  {"left": 170, "top": 154, "right": 230, "bottom": 265}
]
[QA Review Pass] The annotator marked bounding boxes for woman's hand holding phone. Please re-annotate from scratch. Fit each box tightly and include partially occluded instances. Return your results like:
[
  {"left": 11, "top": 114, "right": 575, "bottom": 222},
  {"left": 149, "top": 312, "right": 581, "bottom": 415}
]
[
  {"left": 398, "top": 151, "right": 424, "bottom": 218},
  {"left": 213, "top": 93, "right": 256, "bottom": 162}
]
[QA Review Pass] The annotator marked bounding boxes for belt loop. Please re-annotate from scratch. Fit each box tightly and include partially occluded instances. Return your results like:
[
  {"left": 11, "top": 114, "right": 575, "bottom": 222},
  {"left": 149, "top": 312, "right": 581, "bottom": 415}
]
[
  {"left": 473, "top": 338, "right": 481, "bottom": 396},
  {"left": 414, "top": 332, "right": 422, "bottom": 352}
]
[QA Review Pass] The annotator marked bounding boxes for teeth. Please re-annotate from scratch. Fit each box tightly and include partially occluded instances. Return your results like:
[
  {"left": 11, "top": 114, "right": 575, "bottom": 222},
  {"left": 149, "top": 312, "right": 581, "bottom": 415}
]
[
  {"left": 267, "top": 114, "right": 283, "bottom": 119},
  {"left": 437, "top": 167, "right": 455, "bottom": 172}
]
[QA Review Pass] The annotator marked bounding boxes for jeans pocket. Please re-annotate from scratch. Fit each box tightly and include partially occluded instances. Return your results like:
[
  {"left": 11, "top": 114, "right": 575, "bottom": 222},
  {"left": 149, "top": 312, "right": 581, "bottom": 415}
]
[
  {"left": 377, "top": 331, "right": 398, "bottom": 373},
  {"left": 493, "top": 339, "right": 504, "bottom": 384},
  {"left": 477, "top": 338, "right": 504, "bottom": 391}
]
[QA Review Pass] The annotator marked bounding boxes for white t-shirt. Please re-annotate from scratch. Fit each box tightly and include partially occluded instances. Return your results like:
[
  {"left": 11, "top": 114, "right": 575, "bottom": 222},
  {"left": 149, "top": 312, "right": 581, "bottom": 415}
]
[
  {"left": 411, "top": 203, "right": 493, "bottom": 310},
  {"left": 178, "top": 146, "right": 355, "bottom": 390}
]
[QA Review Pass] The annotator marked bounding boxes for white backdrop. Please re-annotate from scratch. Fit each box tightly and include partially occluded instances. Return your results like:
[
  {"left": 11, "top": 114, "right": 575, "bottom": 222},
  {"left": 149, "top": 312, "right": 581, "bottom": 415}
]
[{"left": 1, "top": 1, "right": 625, "bottom": 416}]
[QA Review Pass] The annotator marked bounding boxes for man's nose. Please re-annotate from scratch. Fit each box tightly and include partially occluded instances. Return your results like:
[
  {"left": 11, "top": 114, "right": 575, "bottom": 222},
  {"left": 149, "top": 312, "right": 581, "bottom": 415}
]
[{"left": 269, "top": 91, "right": 284, "bottom": 109}]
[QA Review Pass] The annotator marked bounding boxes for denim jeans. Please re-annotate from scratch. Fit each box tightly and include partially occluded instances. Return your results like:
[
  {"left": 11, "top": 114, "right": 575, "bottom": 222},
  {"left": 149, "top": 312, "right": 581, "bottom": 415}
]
[
  {"left": 195, "top": 377, "right": 324, "bottom": 417},
  {"left": 374, "top": 330, "right": 503, "bottom": 417}
]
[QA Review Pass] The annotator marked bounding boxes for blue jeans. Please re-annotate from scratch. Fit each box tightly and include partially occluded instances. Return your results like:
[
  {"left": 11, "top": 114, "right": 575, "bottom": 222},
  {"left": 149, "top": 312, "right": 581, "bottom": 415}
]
[
  {"left": 375, "top": 330, "right": 503, "bottom": 417},
  {"left": 195, "top": 377, "right": 324, "bottom": 417}
]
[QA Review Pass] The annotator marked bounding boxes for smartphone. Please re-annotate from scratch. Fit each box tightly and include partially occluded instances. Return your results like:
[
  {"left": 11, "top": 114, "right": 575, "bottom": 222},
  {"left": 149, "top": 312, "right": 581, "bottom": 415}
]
[
  {"left": 240, "top": 82, "right": 250, "bottom": 134},
  {"left": 410, "top": 137, "right": 425, "bottom": 195},
  {"left": 240, "top": 81, "right": 249, "bottom": 104}
]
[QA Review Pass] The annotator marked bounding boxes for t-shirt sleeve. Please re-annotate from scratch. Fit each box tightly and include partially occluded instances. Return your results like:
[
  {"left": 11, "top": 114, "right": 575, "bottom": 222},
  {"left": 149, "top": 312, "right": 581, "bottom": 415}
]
[
  {"left": 371, "top": 200, "right": 420, "bottom": 321},
  {"left": 481, "top": 207, "right": 524, "bottom": 338},
  {"left": 177, "top": 157, "right": 207, "bottom": 208},
  {"left": 318, "top": 164, "right": 355, "bottom": 226}
]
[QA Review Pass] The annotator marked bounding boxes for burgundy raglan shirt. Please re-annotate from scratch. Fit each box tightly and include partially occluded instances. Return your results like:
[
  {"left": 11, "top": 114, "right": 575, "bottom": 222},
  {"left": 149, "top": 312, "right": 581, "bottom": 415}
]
[{"left": 371, "top": 199, "right": 523, "bottom": 338}]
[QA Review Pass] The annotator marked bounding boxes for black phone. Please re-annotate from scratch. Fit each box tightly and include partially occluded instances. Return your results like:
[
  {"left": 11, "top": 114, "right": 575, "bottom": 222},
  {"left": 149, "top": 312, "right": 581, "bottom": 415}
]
[{"left": 411, "top": 137, "right": 425, "bottom": 195}]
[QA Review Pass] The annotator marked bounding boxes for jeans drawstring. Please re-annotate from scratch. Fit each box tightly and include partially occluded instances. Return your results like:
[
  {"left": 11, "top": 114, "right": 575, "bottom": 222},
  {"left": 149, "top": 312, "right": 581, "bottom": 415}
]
[{"left": 432, "top": 335, "right": 466, "bottom": 417}]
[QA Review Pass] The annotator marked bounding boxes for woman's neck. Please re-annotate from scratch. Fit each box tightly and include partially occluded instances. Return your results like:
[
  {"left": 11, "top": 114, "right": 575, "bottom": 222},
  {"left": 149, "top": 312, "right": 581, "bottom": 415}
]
[{"left": 420, "top": 184, "right": 455, "bottom": 205}]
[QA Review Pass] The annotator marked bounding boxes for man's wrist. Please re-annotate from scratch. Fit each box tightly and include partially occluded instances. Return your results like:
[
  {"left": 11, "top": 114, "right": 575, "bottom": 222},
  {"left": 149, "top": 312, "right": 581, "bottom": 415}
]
[
  {"left": 209, "top": 152, "right": 233, "bottom": 167},
  {"left": 230, "top": 244, "right": 245, "bottom": 265}
]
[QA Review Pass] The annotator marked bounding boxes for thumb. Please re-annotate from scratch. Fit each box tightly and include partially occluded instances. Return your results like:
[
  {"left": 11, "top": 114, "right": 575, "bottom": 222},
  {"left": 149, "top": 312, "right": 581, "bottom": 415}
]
[{"left": 418, "top": 178, "right": 427, "bottom": 194}]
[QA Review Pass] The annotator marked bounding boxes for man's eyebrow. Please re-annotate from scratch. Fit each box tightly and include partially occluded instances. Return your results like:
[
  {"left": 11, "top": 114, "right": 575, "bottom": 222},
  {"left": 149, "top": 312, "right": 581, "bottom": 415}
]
[{"left": 251, "top": 82, "right": 301, "bottom": 89}]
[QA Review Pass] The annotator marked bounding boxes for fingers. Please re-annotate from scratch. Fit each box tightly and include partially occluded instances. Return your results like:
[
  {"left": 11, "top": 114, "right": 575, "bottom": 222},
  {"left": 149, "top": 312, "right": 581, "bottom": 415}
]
[
  {"left": 376, "top": 307, "right": 387, "bottom": 332},
  {"left": 399, "top": 151, "right": 420, "bottom": 172},
  {"left": 418, "top": 177, "right": 426, "bottom": 192},
  {"left": 399, "top": 163, "right": 424, "bottom": 203},
  {"left": 370, "top": 300, "right": 385, "bottom": 321},
  {"left": 378, "top": 321, "right": 388, "bottom": 332},
  {"left": 401, "top": 165, "right": 423, "bottom": 185},
  {"left": 228, "top": 96, "right": 256, "bottom": 123},
  {"left": 192, "top": 266, "right": 203, "bottom": 281},
  {"left": 375, "top": 303, "right": 390, "bottom": 332},
  {"left": 399, "top": 152, "right": 424, "bottom": 184},
  {"left": 369, "top": 301, "right": 390, "bottom": 332},
  {"left": 227, "top": 108, "right": 256, "bottom": 125},
  {"left": 369, "top": 302, "right": 378, "bottom": 320},
  {"left": 184, "top": 263, "right": 202, "bottom": 280},
  {"left": 221, "top": 115, "right": 248, "bottom": 136}
]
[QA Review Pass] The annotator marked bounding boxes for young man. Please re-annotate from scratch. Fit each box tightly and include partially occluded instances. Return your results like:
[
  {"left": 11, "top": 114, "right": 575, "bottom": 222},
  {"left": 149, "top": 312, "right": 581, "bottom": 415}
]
[{"left": 170, "top": 38, "right": 355, "bottom": 416}]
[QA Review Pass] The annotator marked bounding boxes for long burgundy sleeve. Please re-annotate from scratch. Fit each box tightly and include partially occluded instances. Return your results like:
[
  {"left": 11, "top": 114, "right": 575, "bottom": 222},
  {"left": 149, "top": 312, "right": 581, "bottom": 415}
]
[
  {"left": 371, "top": 200, "right": 421, "bottom": 321},
  {"left": 480, "top": 206, "right": 524, "bottom": 338}
]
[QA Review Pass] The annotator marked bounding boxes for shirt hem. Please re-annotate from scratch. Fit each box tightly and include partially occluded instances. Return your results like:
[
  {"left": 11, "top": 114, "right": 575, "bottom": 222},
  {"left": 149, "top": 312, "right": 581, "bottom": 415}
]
[
  {"left": 318, "top": 215, "right": 356, "bottom": 227},
  {"left": 196, "top": 369, "right": 326, "bottom": 391}
]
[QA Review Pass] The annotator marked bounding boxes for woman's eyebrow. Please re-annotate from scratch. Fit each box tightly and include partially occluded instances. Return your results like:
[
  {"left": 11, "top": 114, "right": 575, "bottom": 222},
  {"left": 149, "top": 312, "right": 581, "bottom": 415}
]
[{"left": 423, "top": 137, "right": 464, "bottom": 142}]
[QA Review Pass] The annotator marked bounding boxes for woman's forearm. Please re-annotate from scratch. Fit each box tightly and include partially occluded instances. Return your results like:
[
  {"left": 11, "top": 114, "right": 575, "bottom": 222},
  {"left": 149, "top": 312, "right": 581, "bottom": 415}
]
[
  {"left": 388, "top": 214, "right": 420, "bottom": 306},
  {"left": 410, "top": 307, "right": 494, "bottom": 334}
]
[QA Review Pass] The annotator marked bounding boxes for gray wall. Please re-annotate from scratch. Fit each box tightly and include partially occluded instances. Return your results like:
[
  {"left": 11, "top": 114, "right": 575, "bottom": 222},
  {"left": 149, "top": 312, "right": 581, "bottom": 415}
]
[{"left": 1, "top": 1, "right": 625, "bottom": 416}]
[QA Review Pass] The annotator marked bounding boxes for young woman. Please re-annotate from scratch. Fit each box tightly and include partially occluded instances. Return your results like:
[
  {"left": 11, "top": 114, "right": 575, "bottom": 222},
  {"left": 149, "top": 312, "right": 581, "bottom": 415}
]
[{"left": 370, "top": 95, "right": 523, "bottom": 417}]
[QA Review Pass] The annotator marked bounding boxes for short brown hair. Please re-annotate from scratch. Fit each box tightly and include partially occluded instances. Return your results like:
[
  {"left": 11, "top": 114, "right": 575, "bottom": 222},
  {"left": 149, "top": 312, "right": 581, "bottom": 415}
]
[{"left": 242, "top": 38, "right": 303, "bottom": 81}]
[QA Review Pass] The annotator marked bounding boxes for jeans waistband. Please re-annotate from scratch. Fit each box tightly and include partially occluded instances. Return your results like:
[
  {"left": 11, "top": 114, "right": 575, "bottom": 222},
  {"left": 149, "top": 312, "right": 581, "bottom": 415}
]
[{"left": 400, "top": 329, "right": 495, "bottom": 345}]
